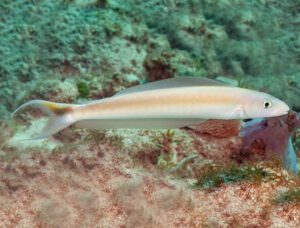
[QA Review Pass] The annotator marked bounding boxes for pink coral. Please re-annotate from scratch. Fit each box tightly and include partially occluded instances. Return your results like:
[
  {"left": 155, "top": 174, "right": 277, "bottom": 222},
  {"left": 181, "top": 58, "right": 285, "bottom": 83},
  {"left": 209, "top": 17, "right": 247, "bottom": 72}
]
[{"left": 237, "top": 111, "right": 300, "bottom": 172}]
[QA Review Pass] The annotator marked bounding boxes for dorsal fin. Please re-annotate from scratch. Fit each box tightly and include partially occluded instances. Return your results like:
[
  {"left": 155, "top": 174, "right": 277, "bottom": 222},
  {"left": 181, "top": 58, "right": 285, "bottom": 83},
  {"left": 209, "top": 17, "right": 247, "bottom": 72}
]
[{"left": 114, "top": 77, "right": 230, "bottom": 97}]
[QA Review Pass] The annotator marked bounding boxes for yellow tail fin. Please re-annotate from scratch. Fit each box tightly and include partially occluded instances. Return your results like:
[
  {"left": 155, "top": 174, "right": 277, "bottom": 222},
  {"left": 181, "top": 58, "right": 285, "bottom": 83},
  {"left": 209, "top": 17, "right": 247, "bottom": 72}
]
[{"left": 12, "top": 100, "right": 76, "bottom": 139}]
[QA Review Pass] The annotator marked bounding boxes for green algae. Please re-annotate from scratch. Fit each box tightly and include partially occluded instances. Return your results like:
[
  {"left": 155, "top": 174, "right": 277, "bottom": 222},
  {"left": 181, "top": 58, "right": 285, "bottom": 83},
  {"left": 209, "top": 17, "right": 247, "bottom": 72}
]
[
  {"left": 274, "top": 188, "right": 300, "bottom": 205},
  {"left": 194, "top": 166, "right": 271, "bottom": 190},
  {"left": 77, "top": 81, "right": 90, "bottom": 98}
]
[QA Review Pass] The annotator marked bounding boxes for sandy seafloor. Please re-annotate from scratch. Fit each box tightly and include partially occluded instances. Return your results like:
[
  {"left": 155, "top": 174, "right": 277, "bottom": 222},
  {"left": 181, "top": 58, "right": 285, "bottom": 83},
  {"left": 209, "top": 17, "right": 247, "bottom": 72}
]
[{"left": 0, "top": 0, "right": 300, "bottom": 227}]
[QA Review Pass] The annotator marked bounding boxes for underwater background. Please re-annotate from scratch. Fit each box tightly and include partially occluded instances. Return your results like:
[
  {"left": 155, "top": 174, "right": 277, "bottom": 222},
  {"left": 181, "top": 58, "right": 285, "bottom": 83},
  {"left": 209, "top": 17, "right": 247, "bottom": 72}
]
[{"left": 0, "top": 0, "right": 300, "bottom": 227}]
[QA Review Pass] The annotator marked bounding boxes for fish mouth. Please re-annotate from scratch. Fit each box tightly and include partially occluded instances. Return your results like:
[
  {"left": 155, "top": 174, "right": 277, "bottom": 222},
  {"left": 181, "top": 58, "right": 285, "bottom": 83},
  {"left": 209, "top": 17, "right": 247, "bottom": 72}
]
[
  {"left": 284, "top": 104, "right": 290, "bottom": 114},
  {"left": 280, "top": 105, "right": 290, "bottom": 116},
  {"left": 272, "top": 104, "right": 290, "bottom": 117}
]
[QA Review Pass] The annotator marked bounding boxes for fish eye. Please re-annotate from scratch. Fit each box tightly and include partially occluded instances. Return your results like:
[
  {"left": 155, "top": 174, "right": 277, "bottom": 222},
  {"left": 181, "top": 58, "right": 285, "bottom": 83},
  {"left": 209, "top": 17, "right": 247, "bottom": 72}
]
[{"left": 263, "top": 100, "right": 272, "bottom": 109}]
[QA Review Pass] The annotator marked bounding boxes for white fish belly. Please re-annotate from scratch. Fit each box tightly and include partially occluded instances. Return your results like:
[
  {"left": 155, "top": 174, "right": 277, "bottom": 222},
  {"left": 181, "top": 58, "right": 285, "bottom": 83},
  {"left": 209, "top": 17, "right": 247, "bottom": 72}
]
[{"left": 75, "top": 118, "right": 205, "bottom": 129}]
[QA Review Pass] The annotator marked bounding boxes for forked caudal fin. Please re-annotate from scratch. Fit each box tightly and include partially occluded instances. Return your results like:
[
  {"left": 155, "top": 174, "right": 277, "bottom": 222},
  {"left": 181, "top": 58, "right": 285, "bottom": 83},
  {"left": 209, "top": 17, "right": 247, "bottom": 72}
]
[{"left": 12, "top": 100, "right": 76, "bottom": 139}]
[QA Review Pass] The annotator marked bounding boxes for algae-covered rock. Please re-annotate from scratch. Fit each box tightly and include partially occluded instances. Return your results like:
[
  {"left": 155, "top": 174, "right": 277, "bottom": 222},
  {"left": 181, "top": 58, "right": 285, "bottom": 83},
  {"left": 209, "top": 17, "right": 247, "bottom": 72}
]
[
  {"left": 1, "top": 1, "right": 300, "bottom": 226},
  {"left": 1, "top": 0, "right": 299, "bottom": 120}
]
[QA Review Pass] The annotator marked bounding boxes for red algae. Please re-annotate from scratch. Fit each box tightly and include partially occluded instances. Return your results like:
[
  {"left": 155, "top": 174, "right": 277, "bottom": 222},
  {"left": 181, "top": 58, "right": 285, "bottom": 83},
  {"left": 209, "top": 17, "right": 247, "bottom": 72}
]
[
  {"left": 187, "top": 119, "right": 241, "bottom": 138},
  {"left": 1, "top": 111, "right": 300, "bottom": 227},
  {"left": 1, "top": 128, "right": 300, "bottom": 228}
]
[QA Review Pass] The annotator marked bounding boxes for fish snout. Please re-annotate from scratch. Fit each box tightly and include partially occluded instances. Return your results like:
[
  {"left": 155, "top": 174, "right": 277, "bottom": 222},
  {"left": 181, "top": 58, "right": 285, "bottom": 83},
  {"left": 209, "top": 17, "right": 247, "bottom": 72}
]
[
  {"left": 275, "top": 102, "right": 290, "bottom": 116},
  {"left": 282, "top": 103, "right": 290, "bottom": 114}
]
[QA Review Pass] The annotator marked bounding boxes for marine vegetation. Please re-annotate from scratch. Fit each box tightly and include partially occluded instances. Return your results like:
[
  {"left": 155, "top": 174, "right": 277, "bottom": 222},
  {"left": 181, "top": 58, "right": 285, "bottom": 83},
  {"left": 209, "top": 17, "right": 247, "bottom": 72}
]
[
  {"left": 77, "top": 81, "right": 90, "bottom": 98},
  {"left": 274, "top": 188, "right": 300, "bottom": 205},
  {"left": 194, "top": 165, "right": 272, "bottom": 190},
  {"left": 0, "top": 0, "right": 300, "bottom": 227}
]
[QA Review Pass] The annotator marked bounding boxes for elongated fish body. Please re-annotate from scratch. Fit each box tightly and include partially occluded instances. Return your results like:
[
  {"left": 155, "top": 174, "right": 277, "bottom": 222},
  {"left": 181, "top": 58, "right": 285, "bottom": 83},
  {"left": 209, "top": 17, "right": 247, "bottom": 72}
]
[{"left": 12, "top": 77, "right": 289, "bottom": 139}]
